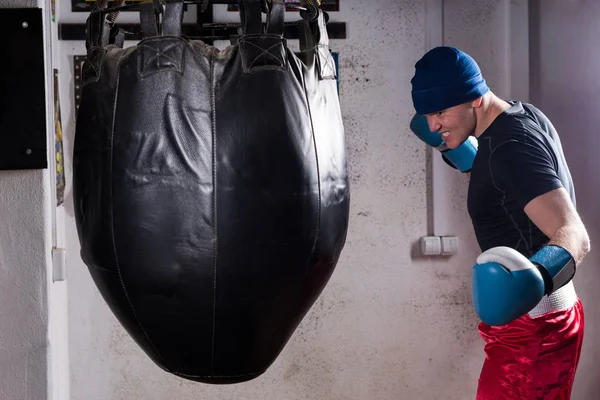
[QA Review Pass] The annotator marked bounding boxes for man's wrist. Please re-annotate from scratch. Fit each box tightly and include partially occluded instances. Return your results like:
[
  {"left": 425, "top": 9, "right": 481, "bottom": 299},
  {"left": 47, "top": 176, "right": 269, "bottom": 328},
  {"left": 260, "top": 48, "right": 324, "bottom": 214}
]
[{"left": 529, "top": 244, "right": 576, "bottom": 295}]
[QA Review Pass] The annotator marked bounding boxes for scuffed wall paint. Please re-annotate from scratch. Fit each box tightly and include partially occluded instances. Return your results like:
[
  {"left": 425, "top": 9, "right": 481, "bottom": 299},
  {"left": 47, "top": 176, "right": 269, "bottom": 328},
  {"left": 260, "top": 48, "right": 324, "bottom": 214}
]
[{"left": 0, "top": 171, "right": 49, "bottom": 400}]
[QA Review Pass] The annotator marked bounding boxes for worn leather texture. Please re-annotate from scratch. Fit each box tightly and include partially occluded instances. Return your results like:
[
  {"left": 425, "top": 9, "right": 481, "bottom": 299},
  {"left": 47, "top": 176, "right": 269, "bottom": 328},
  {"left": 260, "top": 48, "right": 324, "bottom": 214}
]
[{"left": 73, "top": 0, "right": 349, "bottom": 384}]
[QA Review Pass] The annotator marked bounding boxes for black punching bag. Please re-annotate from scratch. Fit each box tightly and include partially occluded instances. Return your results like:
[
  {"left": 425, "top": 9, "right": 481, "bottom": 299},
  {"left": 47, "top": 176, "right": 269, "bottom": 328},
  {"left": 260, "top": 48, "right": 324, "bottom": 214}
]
[{"left": 73, "top": 0, "right": 349, "bottom": 384}]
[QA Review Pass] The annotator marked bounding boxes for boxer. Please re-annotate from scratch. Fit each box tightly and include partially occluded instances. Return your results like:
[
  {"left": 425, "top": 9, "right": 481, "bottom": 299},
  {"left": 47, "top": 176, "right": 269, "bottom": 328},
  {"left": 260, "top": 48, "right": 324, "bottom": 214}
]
[{"left": 409, "top": 46, "right": 589, "bottom": 399}]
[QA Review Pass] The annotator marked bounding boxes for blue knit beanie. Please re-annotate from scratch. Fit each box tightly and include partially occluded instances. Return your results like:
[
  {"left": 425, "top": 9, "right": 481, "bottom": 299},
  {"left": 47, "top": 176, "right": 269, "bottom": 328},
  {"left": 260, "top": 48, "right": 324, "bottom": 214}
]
[{"left": 411, "top": 46, "right": 489, "bottom": 115}]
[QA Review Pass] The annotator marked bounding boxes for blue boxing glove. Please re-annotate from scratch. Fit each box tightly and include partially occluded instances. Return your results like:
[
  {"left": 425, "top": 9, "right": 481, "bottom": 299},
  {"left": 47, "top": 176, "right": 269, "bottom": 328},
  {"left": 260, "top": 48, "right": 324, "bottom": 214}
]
[
  {"left": 409, "top": 113, "right": 478, "bottom": 172},
  {"left": 472, "top": 245, "right": 576, "bottom": 326}
]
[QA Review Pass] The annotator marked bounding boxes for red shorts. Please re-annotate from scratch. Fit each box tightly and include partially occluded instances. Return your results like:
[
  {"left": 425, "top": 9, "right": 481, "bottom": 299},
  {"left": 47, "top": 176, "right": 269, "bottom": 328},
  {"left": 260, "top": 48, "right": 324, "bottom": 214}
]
[{"left": 476, "top": 298, "right": 584, "bottom": 400}]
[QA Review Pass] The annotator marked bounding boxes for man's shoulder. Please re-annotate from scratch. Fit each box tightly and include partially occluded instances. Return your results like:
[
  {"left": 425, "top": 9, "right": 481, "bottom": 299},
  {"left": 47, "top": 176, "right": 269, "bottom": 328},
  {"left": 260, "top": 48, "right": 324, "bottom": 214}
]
[
  {"left": 485, "top": 101, "right": 552, "bottom": 145},
  {"left": 506, "top": 101, "right": 557, "bottom": 136}
]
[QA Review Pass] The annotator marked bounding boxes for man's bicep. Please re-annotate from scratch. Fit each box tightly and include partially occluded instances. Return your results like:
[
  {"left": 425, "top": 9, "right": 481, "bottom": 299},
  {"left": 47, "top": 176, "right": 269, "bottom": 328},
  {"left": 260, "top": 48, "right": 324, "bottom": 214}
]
[{"left": 523, "top": 187, "right": 577, "bottom": 239}]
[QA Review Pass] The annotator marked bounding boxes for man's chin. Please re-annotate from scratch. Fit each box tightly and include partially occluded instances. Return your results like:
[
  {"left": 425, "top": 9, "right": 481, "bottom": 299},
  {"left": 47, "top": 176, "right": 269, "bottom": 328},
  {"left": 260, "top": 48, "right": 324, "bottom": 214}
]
[
  {"left": 445, "top": 140, "right": 458, "bottom": 149},
  {"left": 446, "top": 136, "right": 469, "bottom": 149}
]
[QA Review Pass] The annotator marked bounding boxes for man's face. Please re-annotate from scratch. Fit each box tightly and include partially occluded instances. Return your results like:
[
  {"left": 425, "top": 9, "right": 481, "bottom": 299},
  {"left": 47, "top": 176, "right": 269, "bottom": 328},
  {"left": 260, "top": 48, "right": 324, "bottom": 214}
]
[{"left": 425, "top": 102, "right": 476, "bottom": 149}]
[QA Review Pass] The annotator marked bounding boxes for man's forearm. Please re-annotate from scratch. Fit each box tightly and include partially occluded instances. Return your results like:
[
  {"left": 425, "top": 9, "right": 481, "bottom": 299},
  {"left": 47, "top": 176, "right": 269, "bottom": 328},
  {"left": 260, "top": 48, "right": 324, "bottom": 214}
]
[{"left": 547, "top": 224, "right": 591, "bottom": 265}]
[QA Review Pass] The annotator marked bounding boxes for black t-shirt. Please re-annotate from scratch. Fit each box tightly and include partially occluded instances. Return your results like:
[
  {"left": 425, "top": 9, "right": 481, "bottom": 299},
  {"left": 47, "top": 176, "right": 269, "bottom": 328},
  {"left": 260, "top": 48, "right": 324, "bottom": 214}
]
[{"left": 467, "top": 101, "right": 576, "bottom": 256}]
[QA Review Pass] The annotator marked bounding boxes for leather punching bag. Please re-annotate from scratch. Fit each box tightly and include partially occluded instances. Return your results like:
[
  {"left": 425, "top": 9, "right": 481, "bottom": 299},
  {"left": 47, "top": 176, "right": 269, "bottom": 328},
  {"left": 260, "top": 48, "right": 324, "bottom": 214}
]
[{"left": 73, "top": 0, "right": 349, "bottom": 384}]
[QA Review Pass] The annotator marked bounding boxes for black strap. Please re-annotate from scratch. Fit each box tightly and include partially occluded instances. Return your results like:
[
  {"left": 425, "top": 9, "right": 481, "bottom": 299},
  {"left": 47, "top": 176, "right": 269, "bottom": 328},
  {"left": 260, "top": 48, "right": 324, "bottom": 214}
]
[
  {"left": 266, "top": 0, "right": 285, "bottom": 35},
  {"left": 140, "top": 2, "right": 159, "bottom": 38},
  {"left": 112, "top": 28, "right": 126, "bottom": 48},
  {"left": 93, "top": 0, "right": 123, "bottom": 25},
  {"left": 106, "top": 21, "right": 126, "bottom": 48},
  {"left": 298, "top": 8, "right": 336, "bottom": 80},
  {"left": 161, "top": 1, "right": 185, "bottom": 37},
  {"left": 298, "top": 19, "right": 315, "bottom": 54},
  {"left": 314, "top": 9, "right": 330, "bottom": 48},
  {"left": 299, "top": 8, "right": 330, "bottom": 53},
  {"left": 239, "top": 0, "right": 263, "bottom": 35},
  {"left": 85, "top": 11, "right": 111, "bottom": 50},
  {"left": 88, "top": 0, "right": 127, "bottom": 49},
  {"left": 199, "top": 0, "right": 210, "bottom": 13}
]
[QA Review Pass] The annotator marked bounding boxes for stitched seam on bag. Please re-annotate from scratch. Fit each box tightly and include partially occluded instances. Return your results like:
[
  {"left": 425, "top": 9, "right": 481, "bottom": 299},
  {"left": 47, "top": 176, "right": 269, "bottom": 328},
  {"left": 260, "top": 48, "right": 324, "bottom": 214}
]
[
  {"left": 140, "top": 42, "right": 181, "bottom": 70},
  {"left": 146, "top": 41, "right": 182, "bottom": 62},
  {"left": 239, "top": 36, "right": 287, "bottom": 73},
  {"left": 318, "top": 44, "right": 336, "bottom": 80},
  {"left": 82, "top": 47, "right": 106, "bottom": 86},
  {"left": 109, "top": 57, "right": 165, "bottom": 365},
  {"left": 245, "top": 41, "right": 284, "bottom": 68},
  {"left": 210, "top": 50, "right": 218, "bottom": 375},
  {"left": 300, "top": 67, "right": 321, "bottom": 268},
  {"left": 137, "top": 38, "right": 186, "bottom": 80}
]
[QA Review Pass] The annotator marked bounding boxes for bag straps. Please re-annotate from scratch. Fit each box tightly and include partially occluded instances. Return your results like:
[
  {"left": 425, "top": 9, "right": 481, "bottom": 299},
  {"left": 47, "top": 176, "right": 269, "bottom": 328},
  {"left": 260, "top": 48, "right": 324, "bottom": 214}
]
[
  {"left": 140, "top": 2, "right": 159, "bottom": 38},
  {"left": 299, "top": 8, "right": 330, "bottom": 52},
  {"left": 87, "top": 0, "right": 184, "bottom": 49},
  {"left": 239, "top": 0, "right": 264, "bottom": 35},
  {"left": 109, "top": 24, "right": 126, "bottom": 48},
  {"left": 140, "top": 0, "right": 184, "bottom": 38},
  {"left": 85, "top": 11, "right": 111, "bottom": 50},
  {"left": 161, "top": 1, "right": 185, "bottom": 37},
  {"left": 266, "top": 0, "right": 285, "bottom": 35},
  {"left": 298, "top": 8, "right": 336, "bottom": 80},
  {"left": 86, "top": 0, "right": 127, "bottom": 50}
]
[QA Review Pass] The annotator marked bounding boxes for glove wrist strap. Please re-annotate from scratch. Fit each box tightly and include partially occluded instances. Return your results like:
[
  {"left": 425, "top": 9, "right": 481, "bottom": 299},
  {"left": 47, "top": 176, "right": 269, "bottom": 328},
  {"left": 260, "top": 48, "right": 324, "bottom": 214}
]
[{"left": 530, "top": 244, "right": 576, "bottom": 295}]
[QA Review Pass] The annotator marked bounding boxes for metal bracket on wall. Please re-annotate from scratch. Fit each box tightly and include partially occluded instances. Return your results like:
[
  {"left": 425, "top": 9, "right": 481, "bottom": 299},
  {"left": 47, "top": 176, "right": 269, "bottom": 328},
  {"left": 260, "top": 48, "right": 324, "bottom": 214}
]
[
  {"left": 0, "top": 8, "right": 48, "bottom": 171},
  {"left": 59, "top": 1, "right": 347, "bottom": 43},
  {"left": 69, "top": 2, "right": 345, "bottom": 118}
]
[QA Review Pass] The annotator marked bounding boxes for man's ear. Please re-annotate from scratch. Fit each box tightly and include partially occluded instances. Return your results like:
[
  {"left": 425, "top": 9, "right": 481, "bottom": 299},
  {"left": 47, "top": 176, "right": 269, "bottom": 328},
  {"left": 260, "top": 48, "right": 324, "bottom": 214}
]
[{"left": 471, "top": 97, "right": 484, "bottom": 108}]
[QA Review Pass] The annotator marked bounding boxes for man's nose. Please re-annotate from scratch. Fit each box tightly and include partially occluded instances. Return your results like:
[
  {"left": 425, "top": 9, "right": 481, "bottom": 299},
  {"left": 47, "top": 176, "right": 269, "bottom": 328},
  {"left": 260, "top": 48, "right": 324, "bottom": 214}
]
[{"left": 426, "top": 116, "right": 441, "bottom": 133}]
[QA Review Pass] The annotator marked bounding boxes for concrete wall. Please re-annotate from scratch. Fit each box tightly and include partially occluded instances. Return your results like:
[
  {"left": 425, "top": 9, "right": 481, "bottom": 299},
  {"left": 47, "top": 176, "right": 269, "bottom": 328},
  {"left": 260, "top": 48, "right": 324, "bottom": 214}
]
[
  {"left": 529, "top": 1, "right": 600, "bottom": 398},
  {"left": 57, "top": 1, "right": 486, "bottom": 399},
  {"left": 0, "top": 1, "right": 63, "bottom": 400},
  {"left": 52, "top": 0, "right": 598, "bottom": 399},
  {"left": 0, "top": 0, "right": 37, "bottom": 7},
  {"left": 0, "top": 170, "right": 50, "bottom": 400},
  {"left": 5, "top": 0, "right": 599, "bottom": 399}
]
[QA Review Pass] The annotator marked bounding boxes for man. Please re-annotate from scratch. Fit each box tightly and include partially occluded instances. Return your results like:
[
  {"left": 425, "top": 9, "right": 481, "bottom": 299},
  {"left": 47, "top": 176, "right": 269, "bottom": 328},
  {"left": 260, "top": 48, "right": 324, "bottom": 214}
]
[{"left": 409, "top": 46, "right": 590, "bottom": 399}]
